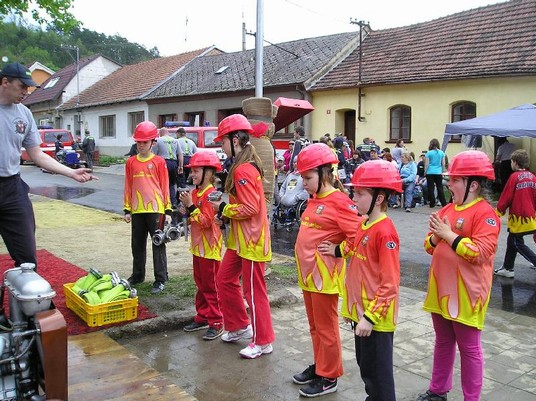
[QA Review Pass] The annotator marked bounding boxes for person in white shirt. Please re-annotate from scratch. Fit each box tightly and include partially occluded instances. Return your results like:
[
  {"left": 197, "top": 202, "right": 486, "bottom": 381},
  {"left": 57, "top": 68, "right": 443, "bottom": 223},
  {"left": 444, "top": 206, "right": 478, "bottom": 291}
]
[{"left": 279, "top": 158, "right": 309, "bottom": 208}]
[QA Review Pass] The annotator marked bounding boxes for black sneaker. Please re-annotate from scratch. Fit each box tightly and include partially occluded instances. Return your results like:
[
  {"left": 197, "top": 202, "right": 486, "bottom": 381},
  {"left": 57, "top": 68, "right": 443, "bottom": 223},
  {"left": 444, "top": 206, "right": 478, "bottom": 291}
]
[
  {"left": 292, "top": 364, "right": 318, "bottom": 385},
  {"left": 298, "top": 377, "right": 337, "bottom": 397},
  {"left": 127, "top": 276, "right": 144, "bottom": 286},
  {"left": 183, "top": 321, "right": 209, "bottom": 332},
  {"left": 150, "top": 281, "right": 165, "bottom": 294},
  {"left": 416, "top": 390, "right": 448, "bottom": 401},
  {"left": 203, "top": 326, "right": 223, "bottom": 340}
]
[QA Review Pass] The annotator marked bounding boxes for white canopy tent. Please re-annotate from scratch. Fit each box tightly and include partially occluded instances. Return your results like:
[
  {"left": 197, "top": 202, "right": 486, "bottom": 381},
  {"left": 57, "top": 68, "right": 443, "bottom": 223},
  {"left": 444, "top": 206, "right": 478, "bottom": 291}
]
[{"left": 442, "top": 104, "right": 536, "bottom": 150}]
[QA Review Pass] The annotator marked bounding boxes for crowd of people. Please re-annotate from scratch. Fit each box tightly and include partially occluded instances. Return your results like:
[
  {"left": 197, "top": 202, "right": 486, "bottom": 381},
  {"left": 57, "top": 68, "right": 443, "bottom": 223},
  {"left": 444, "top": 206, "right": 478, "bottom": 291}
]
[{"left": 275, "top": 133, "right": 453, "bottom": 215}]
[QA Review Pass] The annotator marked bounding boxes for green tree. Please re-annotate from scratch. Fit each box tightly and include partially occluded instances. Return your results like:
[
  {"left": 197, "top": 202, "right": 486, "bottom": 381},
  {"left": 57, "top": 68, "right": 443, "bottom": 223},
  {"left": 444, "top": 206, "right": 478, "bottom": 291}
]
[
  {"left": 0, "top": 0, "right": 79, "bottom": 32},
  {"left": 0, "top": 20, "right": 159, "bottom": 69}
]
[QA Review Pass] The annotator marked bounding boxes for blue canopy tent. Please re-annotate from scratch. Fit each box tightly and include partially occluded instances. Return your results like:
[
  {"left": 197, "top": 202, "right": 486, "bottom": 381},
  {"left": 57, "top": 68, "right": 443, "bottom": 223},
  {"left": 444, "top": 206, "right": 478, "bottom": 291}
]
[{"left": 442, "top": 104, "right": 536, "bottom": 150}]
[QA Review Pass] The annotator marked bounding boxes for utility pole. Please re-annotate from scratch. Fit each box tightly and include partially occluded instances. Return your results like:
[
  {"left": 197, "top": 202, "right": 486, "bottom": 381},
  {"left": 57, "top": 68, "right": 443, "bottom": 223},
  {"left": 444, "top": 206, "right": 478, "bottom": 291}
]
[
  {"left": 350, "top": 19, "right": 369, "bottom": 122},
  {"left": 255, "top": 0, "right": 264, "bottom": 97},
  {"left": 61, "top": 44, "right": 81, "bottom": 136}
]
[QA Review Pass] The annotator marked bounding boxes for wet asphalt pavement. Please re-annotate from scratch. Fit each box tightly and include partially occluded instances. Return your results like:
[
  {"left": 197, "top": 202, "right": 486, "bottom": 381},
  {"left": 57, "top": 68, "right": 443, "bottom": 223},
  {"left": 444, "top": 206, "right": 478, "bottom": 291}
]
[
  {"left": 19, "top": 164, "right": 536, "bottom": 401},
  {"left": 21, "top": 164, "right": 536, "bottom": 319}
]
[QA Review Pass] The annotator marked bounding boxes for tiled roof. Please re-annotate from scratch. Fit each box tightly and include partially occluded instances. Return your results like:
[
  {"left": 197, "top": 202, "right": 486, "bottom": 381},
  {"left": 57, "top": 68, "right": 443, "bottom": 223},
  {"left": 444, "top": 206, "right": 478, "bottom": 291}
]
[
  {"left": 312, "top": 0, "right": 536, "bottom": 90},
  {"left": 60, "top": 48, "right": 215, "bottom": 110},
  {"left": 23, "top": 54, "right": 101, "bottom": 105},
  {"left": 146, "top": 32, "right": 358, "bottom": 99}
]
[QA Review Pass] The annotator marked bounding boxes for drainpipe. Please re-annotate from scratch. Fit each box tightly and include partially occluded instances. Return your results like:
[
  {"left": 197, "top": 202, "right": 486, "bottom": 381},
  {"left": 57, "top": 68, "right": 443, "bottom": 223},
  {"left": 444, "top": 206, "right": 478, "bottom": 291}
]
[{"left": 357, "top": 21, "right": 367, "bottom": 122}]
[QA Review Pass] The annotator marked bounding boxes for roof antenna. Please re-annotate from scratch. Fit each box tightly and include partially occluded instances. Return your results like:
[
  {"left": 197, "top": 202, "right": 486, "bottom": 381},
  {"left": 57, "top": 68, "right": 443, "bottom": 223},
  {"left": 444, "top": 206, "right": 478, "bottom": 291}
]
[{"left": 185, "top": 16, "right": 188, "bottom": 43}]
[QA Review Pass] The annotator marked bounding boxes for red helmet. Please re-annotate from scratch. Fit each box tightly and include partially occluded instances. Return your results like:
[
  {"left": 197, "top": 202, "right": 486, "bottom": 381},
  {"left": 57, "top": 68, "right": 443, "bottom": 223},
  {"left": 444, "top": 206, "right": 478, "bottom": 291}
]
[
  {"left": 186, "top": 152, "right": 222, "bottom": 171},
  {"left": 214, "top": 114, "right": 253, "bottom": 142},
  {"left": 448, "top": 150, "right": 495, "bottom": 180},
  {"left": 348, "top": 160, "right": 403, "bottom": 193},
  {"left": 132, "top": 121, "right": 158, "bottom": 141},
  {"left": 296, "top": 143, "right": 338, "bottom": 173}
]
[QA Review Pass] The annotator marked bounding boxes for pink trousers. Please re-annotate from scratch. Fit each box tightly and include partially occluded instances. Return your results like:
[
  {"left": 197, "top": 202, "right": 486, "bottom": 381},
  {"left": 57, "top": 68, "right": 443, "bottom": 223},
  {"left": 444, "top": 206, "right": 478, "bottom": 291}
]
[{"left": 429, "top": 313, "right": 484, "bottom": 401}]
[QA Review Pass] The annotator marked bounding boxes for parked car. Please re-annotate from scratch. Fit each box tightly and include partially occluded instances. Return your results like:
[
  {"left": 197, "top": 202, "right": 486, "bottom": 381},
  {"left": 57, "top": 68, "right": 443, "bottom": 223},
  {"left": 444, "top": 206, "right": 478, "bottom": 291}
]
[
  {"left": 164, "top": 123, "right": 226, "bottom": 162},
  {"left": 21, "top": 127, "right": 75, "bottom": 164}
]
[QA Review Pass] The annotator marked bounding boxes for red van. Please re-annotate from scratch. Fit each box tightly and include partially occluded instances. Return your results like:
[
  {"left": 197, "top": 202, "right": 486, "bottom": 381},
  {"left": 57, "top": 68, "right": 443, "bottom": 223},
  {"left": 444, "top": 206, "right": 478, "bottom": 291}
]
[
  {"left": 164, "top": 123, "right": 226, "bottom": 162},
  {"left": 21, "top": 127, "right": 75, "bottom": 164}
]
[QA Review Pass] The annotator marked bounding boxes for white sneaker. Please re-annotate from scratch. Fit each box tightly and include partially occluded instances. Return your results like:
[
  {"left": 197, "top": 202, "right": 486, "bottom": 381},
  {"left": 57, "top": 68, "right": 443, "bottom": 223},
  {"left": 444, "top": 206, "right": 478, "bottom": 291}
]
[
  {"left": 494, "top": 267, "right": 514, "bottom": 278},
  {"left": 221, "top": 325, "right": 253, "bottom": 343},
  {"left": 239, "top": 343, "right": 273, "bottom": 359}
]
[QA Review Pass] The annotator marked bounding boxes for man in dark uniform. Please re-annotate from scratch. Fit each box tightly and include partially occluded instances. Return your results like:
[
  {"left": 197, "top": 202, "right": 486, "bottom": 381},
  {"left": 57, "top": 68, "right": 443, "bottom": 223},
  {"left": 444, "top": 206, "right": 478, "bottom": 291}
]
[{"left": 0, "top": 63, "right": 96, "bottom": 268}]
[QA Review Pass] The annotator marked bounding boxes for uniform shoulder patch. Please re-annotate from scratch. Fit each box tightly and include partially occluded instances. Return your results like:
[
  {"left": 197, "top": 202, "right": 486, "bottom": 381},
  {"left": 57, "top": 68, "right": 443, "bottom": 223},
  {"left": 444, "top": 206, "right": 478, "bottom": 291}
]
[
  {"left": 486, "top": 217, "right": 497, "bottom": 227},
  {"left": 386, "top": 241, "right": 397, "bottom": 250}
]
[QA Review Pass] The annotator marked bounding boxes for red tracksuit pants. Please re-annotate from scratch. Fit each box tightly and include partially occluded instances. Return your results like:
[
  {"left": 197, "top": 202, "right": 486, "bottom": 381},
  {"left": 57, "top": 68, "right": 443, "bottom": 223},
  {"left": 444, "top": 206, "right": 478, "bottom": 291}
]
[
  {"left": 192, "top": 255, "right": 223, "bottom": 328},
  {"left": 217, "top": 249, "right": 275, "bottom": 346}
]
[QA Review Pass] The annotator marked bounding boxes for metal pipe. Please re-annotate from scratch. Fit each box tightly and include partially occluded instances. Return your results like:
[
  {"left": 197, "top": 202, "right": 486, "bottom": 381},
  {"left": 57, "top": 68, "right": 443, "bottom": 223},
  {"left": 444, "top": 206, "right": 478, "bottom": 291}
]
[{"left": 255, "top": 0, "right": 264, "bottom": 97}]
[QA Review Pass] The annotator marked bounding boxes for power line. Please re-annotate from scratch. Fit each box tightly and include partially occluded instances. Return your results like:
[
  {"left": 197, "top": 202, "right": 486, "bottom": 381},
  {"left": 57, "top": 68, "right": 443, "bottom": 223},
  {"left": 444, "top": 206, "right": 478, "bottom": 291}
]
[{"left": 283, "top": 0, "right": 350, "bottom": 26}]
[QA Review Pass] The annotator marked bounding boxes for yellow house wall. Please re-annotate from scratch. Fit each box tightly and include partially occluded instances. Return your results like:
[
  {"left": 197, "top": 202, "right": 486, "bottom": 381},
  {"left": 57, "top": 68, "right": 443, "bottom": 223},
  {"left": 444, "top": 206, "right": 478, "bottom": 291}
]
[{"left": 312, "top": 76, "right": 536, "bottom": 168}]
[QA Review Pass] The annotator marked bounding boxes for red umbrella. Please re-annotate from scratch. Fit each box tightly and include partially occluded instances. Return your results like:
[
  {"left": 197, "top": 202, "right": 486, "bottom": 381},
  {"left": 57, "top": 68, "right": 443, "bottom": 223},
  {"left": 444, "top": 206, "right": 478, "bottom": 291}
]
[{"left": 273, "top": 97, "right": 314, "bottom": 132}]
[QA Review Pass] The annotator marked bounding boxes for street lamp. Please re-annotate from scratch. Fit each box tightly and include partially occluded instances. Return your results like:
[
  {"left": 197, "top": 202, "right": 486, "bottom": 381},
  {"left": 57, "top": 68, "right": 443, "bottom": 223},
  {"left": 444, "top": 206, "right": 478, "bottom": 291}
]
[{"left": 61, "top": 44, "right": 81, "bottom": 136}]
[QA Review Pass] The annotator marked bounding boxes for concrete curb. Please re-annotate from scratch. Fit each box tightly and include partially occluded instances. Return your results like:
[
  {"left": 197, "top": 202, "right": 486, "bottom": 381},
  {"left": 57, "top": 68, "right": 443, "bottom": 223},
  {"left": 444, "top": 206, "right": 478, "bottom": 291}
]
[{"left": 105, "top": 287, "right": 300, "bottom": 340}]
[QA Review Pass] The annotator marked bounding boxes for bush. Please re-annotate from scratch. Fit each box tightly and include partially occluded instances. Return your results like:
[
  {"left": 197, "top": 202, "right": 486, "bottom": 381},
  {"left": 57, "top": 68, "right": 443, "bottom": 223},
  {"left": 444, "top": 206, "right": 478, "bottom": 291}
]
[{"left": 98, "top": 155, "right": 126, "bottom": 167}]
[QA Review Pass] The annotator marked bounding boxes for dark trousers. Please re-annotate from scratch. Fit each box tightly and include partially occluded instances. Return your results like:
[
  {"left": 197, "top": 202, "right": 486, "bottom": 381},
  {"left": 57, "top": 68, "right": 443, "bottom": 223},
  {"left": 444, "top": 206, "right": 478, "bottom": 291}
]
[
  {"left": 502, "top": 231, "right": 536, "bottom": 270},
  {"left": 178, "top": 156, "right": 191, "bottom": 188},
  {"left": 164, "top": 159, "right": 178, "bottom": 206},
  {"left": 0, "top": 175, "right": 37, "bottom": 268},
  {"left": 84, "top": 151, "right": 94, "bottom": 169},
  {"left": 130, "top": 213, "right": 168, "bottom": 284},
  {"left": 499, "top": 160, "right": 513, "bottom": 190},
  {"left": 355, "top": 330, "right": 396, "bottom": 401},
  {"left": 426, "top": 174, "right": 447, "bottom": 207}
]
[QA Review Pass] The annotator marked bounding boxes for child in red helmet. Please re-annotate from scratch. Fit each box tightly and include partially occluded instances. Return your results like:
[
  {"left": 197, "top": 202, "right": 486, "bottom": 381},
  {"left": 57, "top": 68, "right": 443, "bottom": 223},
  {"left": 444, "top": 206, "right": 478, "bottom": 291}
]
[
  {"left": 416, "top": 150, "right": 500, "bottom": 401},
  {"left": 292, "top": 143, "right": 362, "bottom": 398},
  {"left": 178, "top": 152, "right": 224, "bottom": 340},
  {"left": 319, "top": 159, "right": 402, "bottom": 401},
  {"left": 123, "top": 121, "right": 172, "bottom": 294},
  {"left": 209, "top": 114, "right": 275, "bottom": 359}
]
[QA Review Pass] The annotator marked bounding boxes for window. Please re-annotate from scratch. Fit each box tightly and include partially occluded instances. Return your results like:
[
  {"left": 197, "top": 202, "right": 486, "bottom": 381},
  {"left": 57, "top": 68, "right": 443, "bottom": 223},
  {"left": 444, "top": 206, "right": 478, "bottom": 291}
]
[
  {"left": 158, "top": 114, "right": 177, "bottom": 128},
  {"left": 203, "top": 129, "right": 219, "bottom": 147},
  {"left": 184, "top": 112, "right": 205, "bottom": 127},
  {"left": 218, "top": 108, "right": 243, "bottom": 123},
  {"left": 389, "top": 105, "right": 411, "bottom": 142},
  {"left": 450, "top": 102, "right": 476, "bottom": 143},
  {"left": 128, "top": 111, "right": 144, "bottom": 136},
  {"left": 99, "top": 115, "right": 116, "bottom": 138},
  {"left": 44, "top": 77, "right": 60, "bottom": 89}
]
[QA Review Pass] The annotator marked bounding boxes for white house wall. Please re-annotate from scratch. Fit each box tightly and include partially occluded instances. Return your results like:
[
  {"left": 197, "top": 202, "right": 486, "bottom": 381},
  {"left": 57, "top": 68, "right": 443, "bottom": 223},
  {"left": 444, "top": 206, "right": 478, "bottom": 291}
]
[
  {"left": 62, "top": 57, "right": 121, "bottom": 104},
  {"left": 63, "top": 101, "right": 149, "bottom": 156}
]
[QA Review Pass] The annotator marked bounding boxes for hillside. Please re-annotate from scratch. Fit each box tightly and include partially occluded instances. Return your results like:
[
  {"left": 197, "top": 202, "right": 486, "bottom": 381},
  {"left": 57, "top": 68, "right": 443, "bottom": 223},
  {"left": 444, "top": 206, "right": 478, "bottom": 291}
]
[{"left": 0, "top": 20, "right": 160, "bottom": 70}]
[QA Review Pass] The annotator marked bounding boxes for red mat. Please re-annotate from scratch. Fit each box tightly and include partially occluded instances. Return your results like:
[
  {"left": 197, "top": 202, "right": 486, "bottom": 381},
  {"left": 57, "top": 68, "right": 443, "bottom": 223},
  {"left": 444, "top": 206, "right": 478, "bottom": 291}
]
[{"left": 0, "top": 250, "right": 156, "bottom": 336}]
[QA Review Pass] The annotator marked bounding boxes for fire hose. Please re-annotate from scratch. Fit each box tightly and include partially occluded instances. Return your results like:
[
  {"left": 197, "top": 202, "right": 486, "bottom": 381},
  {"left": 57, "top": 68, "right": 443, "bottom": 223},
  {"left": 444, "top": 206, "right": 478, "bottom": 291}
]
[{"left": 73, "top": 270, "right": 137, "bottom": 305}]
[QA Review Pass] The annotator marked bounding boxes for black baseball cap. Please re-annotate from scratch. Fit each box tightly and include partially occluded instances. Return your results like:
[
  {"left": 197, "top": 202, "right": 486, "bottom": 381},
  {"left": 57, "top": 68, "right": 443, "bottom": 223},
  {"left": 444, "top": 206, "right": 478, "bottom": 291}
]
[{"left": 0, "top": 63, "right": 39, "bottom": 87}]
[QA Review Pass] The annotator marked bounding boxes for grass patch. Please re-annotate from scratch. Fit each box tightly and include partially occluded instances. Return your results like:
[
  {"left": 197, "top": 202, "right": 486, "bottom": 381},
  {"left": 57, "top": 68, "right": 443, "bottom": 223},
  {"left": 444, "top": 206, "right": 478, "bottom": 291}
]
[
  {"left": 135, "top": 275, "right": 197, "bottom": 313},
  {"left": 98, "top": 155, "right": 126, "bottom": 167},
  {"left": 135, "top": 275, "right": 196, "bottom": 298},
  {"left": 135, "top": 264, "right": 297, "bottom": 315},
  {"left": 270, "top": 263, "right": 297, "bottom": 279}
]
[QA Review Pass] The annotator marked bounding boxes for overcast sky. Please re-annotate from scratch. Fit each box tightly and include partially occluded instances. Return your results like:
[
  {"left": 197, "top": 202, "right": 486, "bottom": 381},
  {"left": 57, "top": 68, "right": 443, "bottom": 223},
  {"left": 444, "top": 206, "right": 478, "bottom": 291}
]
[{"left": 71, "top": 0, "right": 507, "bottom": 57}]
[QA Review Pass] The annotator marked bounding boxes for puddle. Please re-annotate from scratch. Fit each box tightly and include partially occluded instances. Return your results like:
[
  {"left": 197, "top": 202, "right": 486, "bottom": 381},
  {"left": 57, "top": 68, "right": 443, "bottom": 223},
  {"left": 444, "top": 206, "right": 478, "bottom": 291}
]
[{"left": 30, "top": 185, "right": 97, "bottom": 200}]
